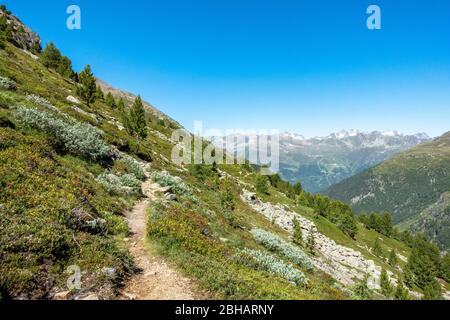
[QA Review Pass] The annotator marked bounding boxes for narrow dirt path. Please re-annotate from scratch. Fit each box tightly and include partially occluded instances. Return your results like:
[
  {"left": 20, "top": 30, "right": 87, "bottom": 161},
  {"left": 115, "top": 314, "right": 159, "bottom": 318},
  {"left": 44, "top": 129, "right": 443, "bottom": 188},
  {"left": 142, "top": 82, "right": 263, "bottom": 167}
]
[{"left": 120, "top": 180, "right": 205, "bottom": 300}]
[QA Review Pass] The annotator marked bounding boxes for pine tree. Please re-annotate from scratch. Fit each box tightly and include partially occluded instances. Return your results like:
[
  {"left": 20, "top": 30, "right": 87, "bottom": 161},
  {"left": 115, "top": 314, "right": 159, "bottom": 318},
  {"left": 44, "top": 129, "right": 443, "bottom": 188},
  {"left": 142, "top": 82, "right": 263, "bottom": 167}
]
[
  {"left": 404, "top": 266, "right": 414, "bottom": 289},
  {"left": 105, "top": 92, "right": 116, "bottom": 108},
  {"left": 292, "top": 218, "right": 303, "bottom": 247},
  {"left": 307, "top": 231, "right": 316, "bottom": 255},
  {"left": 254, "top": 175, "right": 269, "bottom": 195},
  {"left": 57, "top": 56, "right": 74, "bottom": 78},
  {"left": 440, "top": 253, "right": 450, "bottom": 283},
  {"left": 380, "top": 269, "right": 392, "bottom": 298},
  {"left": 394, "top": 277, "right": 410, "bottom": 300},
  {"left": 422, "top": 280, "right": 443, "bottom": 300},
  {"left": 372, "top": 238, "right": 384, "bottom": 258},
  {"left": 76, "top": 65, "right": 97, "bottom": 107},
  {"left": 117, "top": 98, "right": 126, "bottom": 112},
  {"left": 96, "top": 86, "right": 104, "bottom": 100},
  {"left": 388, "top": 249, "right": 398, "bottom": 268},
  {"left": 41, "top": 43, "right": 63, "bottom": 70},
  {"left": 353, "top": 275, "right": 372, "bottom": 300},
  {"left": 127, "top": 96, "right": 147, "bottom": 139}
]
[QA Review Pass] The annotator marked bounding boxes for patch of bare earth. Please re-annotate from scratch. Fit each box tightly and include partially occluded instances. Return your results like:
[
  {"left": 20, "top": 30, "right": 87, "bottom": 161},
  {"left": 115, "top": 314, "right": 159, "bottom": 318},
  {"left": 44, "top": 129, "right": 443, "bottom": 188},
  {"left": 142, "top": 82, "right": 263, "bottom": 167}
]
[{"left": 120, "top": 180, "right": 206, "bottom": 300}]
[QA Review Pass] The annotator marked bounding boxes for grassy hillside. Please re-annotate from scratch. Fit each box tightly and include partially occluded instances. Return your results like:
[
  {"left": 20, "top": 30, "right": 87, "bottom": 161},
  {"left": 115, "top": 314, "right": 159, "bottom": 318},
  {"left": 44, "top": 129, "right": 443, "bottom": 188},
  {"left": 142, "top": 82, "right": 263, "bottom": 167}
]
[
  {"left": 324, "top": 133, "right": 450, "bottom": 246},
  {"left": 0, "top": 39, "right": 179, "bottom": 298}
]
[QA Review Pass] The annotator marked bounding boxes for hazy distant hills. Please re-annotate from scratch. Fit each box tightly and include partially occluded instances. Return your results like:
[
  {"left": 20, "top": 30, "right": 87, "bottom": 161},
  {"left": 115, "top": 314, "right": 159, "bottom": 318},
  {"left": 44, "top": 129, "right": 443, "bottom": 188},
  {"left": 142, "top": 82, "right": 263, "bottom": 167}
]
[
  {"left": 324, "top": 132, "right": 450, "bottom": 249},
  {"left": 216, "top": 130, "right": 430, "bottom": 193}
]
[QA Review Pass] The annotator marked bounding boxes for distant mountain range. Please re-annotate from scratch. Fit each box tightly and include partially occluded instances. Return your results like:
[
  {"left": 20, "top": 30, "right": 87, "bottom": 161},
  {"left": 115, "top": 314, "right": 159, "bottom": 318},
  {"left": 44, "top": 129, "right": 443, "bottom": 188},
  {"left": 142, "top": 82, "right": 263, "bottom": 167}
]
[
  {"left": 215, "top": 130, "right": 430, "bottom": 192},
  {"left": 324, "top": 132, "right": 450, "bottom": 249}
]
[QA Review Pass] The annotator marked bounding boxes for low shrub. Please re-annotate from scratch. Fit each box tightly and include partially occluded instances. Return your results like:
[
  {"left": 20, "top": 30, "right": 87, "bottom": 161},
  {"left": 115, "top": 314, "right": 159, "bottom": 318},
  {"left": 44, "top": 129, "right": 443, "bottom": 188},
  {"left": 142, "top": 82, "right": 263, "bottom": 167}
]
[
  {"left": 0, "top": 76, "right": 16, "bottom": 90},
  {"left": 12, "top": 106, "right": 111, "bottom": 161},
  {"left": 26, "top": 94, "right": 59, "bottom": 112},
  {"left": 114, "top": 155, "right": 146, "bottom": 181},
  {"left": 241, "top": 248, "right": 306, "bottom": 286},
  {"left": 250, "top": 228, "right": 313, "bottom": 271},
  {"left": 96, "top": 173, "right": 141, "bottom": 195},
  {"left": 151, "top": 170, "right": 193, "bottom": 196}
]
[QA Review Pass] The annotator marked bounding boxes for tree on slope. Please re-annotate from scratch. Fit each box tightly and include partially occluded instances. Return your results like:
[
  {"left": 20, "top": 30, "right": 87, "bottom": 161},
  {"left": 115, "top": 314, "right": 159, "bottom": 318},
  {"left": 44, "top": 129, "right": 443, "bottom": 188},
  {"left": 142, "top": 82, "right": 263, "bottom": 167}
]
[
  {"left": 380, "top": 269, "right": 393, "bottom": 298},
  {"left": 254, "top": 175, "right": 269, "bottom": 195},
  {"left": 372, "top": 238, "right": 384, "bottom": 258},
  {"left": 76, "top": 65, "right": 97, "bottom": 107},
  {"left": 96, "top": 86, "right": 104, "bottom": 101},
  {"left": 105, "top": 92, "right": 116, "bottom": 108},
  {"left": 293, "top": 218, "right": 303, "bottom": 247},
  {"left": 393, "top": 277, "right": 410, "bottom": 300},
  {"left": 388, "top": 249, "right": 398, "bottom": 268},
  {"left": 422, "top": 280, "right": 443, "bottom": 300},
  {"left": 125, "top": 96, "right": 147, "bottom": 139}
]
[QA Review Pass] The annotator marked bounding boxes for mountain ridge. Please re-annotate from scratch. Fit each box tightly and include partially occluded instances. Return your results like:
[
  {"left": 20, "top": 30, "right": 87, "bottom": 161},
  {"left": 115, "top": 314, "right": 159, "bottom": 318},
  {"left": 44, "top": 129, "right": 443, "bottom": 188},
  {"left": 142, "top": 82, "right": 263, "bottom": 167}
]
[
  {"left": 215, "top": 129, "right": 430, "bottom": 192},
  {"left": 324, "top": 131, "right": 450, "bottom": 249}
]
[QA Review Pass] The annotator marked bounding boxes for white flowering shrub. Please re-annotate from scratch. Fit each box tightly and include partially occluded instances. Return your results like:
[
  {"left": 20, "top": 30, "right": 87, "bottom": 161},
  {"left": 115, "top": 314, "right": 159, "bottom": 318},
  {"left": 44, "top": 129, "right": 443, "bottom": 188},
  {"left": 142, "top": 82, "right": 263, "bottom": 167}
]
[
  {"left": 26, "top": 94, "right": 59, "bottom": 112},
  {"left": 251, "top": 228, "right": 313, "bottom": 271},
  {"left": 151, "top": 171, "right": 193, "bottom": 196},
  {"left": 0, "top": 76, "right": 16, "bottom": 90},
  {"left": 12, "top": 106, "right": 111, "bottom": 161},
  {"left": 118, "top": 155, "right": 146, "bottom": 180},
  {"left": 242, "top": 248, "right": 306, "bottom": 285},
  {"left": 96, "top": 173, "right": 141, "bottom": 195}
]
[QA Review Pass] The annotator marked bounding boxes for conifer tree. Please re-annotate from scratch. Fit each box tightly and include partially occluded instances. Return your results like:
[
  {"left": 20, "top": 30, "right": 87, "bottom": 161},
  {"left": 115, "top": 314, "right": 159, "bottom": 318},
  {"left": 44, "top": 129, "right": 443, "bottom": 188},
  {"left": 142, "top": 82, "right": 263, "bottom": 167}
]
[
  {"left": 105, "top": 92, "right": 116, "bottom": 108},
  {"left": 41, "top": 43, "right": 62, "bottom": 69},
  {"left": 440, "top": 253, "right": 450, "bottom": 283},
  {"left": 380, "top": 269, "right": 392, "bottom": 298},
  {"left": 422, "top": 280, "right": 443, "bottom": 300},
  {"left": 126, "top": 96, "right": 147, "bottom": 139},
  {"left": 254, "top": 175, "right": 269, "bottom": 195},
  {"left": 307, "top": 231, "right": 316, "bottom": 255},
  {"left": 96, "top": 86, "right": 104, "bottom": 100},
  {"left": 388, "top": 249, "right": 398, "bottom": 268},
  {"left": 394, "top": 277, "right": 410, "bottom": 300},
  {"left": 404, "top": 266, "right": 414, "bottom": 289},
  {"left": 117, "top": 98, "right": 126, "bottom": 112},
  {"left": 372, "top": 238, "right": 384, "bottom": 258},
  {"left": 292, "top": 218, "right": 303, "bottom": 247},
  {"left": 353, "top": 276, "right": 372, "bottom": 300},
  {"left": 76, "top": 65, "right": 97, "bottom": 107}
]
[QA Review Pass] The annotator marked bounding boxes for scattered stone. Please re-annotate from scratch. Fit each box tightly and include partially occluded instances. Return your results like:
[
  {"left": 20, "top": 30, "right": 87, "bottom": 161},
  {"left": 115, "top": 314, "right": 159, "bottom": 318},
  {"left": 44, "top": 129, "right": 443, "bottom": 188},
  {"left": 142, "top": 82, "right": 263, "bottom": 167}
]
[
  {"left": 102, "top": 267, "right": 117, "bottom": 278},
  {"left": 123, "top": 292, "right": 137, "bottom": 300},
  {"left": 80, "top": 294, "right": 99, "bottom": 300},
  {"left": 241, "top": 189, "right": 389, "bottom": 290},
  {"left": 164, "top": 193, "right": 177, "bottom": 201},
  {"left": 66, "top": 95, "right": 80, "bottom": 104},
  {"left": 53, "top": 291, "right": 71, "bottom": 300}
]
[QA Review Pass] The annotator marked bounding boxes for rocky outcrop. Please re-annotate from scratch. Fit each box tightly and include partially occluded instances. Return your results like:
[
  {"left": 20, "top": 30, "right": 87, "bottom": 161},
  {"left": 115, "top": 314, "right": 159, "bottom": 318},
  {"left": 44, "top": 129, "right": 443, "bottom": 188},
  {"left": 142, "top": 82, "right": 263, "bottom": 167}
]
[
  {"left": 0, "top": 11, "right": 41, "bottom": 53},
  {"left": 241, "top": 190, "right": 391, "bottom": 290}
]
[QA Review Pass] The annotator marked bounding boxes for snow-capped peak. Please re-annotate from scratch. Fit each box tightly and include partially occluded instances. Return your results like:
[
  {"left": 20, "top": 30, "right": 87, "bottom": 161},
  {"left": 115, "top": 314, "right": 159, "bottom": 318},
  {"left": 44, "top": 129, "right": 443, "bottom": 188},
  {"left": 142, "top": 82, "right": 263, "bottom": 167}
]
[
  {"left": 381, "top": 130, "right": 402, "bottom": 137},
  {"left": 281, "top": 132, "right": 306, "bottom": 141}
]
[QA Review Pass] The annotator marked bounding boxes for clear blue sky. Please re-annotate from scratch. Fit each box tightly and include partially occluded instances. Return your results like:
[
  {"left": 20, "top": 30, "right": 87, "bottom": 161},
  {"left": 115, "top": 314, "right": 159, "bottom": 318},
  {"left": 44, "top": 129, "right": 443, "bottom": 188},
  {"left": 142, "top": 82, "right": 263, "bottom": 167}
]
[{"left": 4, "top": 0, "right": 450, "bottom": 137}]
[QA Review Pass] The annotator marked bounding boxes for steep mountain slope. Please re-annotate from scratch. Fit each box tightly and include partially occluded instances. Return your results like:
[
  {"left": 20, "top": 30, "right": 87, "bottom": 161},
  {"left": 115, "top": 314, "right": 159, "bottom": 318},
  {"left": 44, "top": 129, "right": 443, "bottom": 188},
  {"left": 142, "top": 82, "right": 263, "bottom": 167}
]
[
  {"left": 1, "top": 8, "right": 448, "bottom": 300},
  {"left": 410, "top": 192, "right": 450, "bottom": 250},
  {"left": 217, "top": 130, "right": 429, "bottom": 193},
  {"left": 324, "top": 132, "right": 450, "bottom": 248}
]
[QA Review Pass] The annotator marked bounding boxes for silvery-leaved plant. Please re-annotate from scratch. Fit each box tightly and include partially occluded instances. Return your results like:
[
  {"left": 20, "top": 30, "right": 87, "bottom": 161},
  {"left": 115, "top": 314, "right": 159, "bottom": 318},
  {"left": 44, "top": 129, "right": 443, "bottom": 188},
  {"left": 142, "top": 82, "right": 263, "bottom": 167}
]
[{"left": 251, "top": 228, "right": 313, "bottom": 271}]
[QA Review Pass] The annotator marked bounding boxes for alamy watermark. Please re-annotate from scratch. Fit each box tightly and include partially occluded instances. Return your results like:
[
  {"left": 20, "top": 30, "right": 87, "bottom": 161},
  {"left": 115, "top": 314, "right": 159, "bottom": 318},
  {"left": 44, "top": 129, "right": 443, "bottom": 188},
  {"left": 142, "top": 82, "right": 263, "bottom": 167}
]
[
  {"left": 171, "top": 121, "right": 279, "bottom": 176},
  {"left": 367, "top": 5, "right": 381, "bottom": 30},
  {"left": 66, "top": 265, "right": 82, "bottom": 290},
  {"left": 66, "top": 4, "right": 381, "bottom": 31},
  {"left": 66, "top": 5, "right": 81, "bottom": 30}
]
